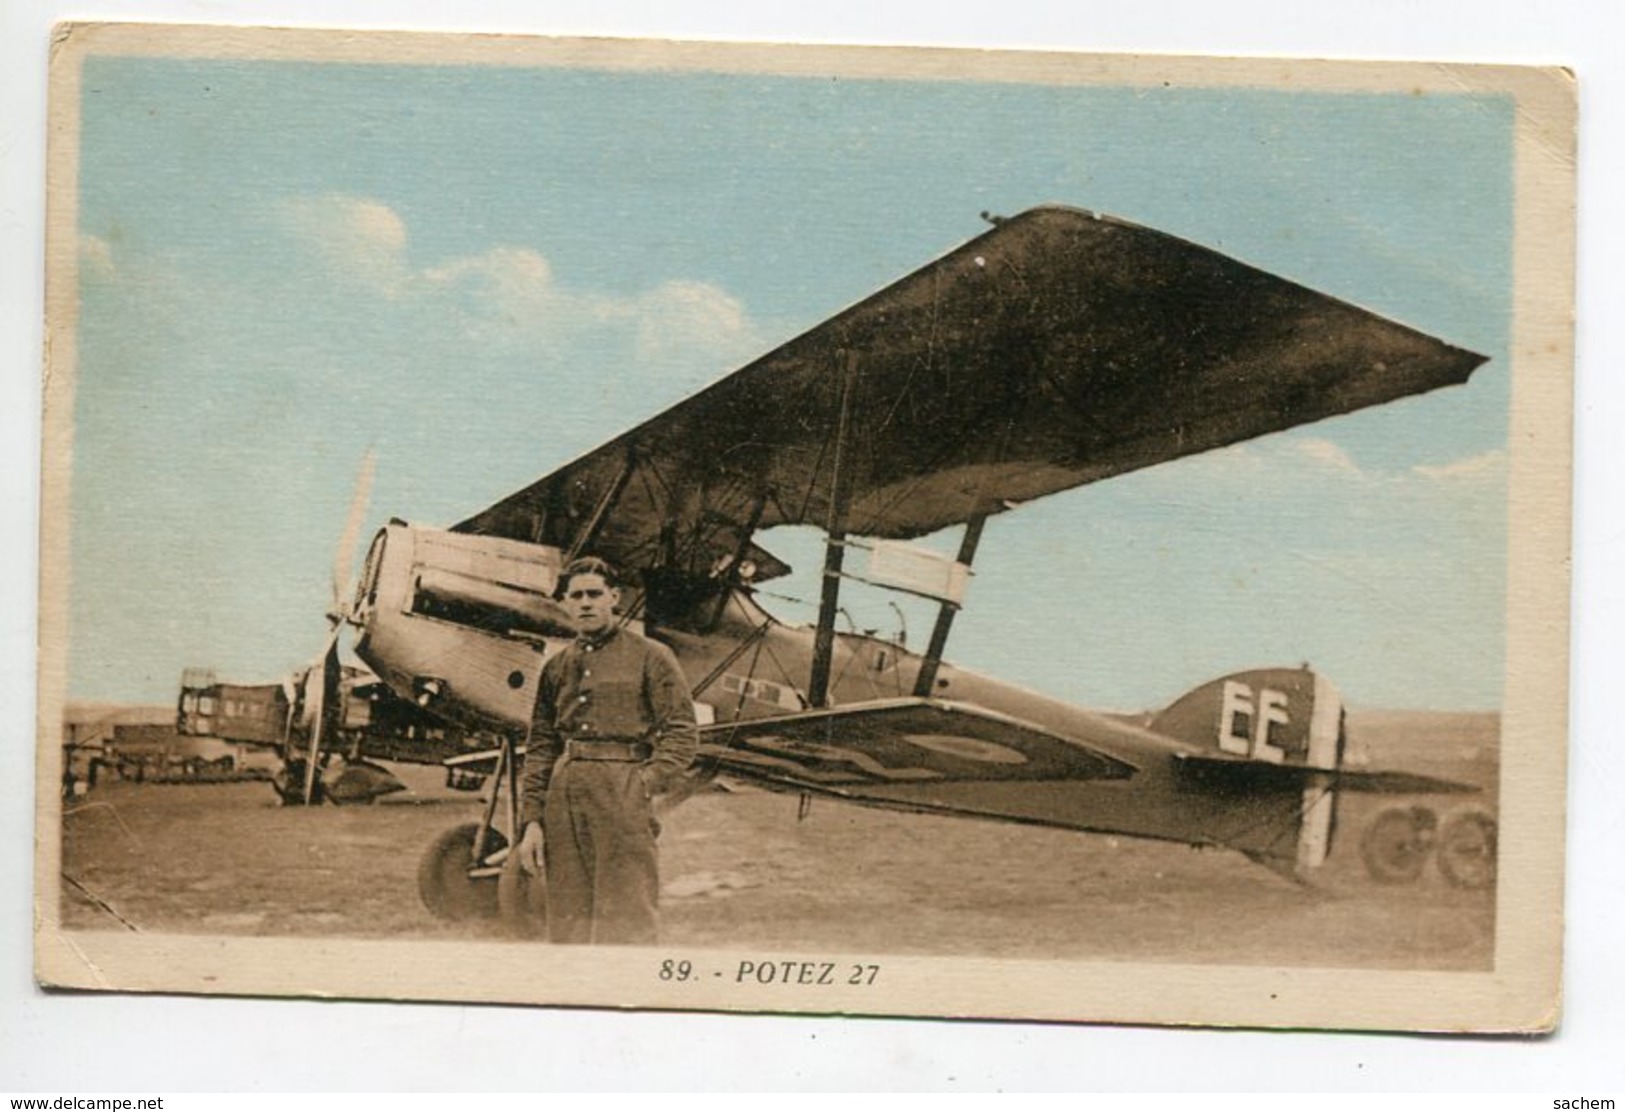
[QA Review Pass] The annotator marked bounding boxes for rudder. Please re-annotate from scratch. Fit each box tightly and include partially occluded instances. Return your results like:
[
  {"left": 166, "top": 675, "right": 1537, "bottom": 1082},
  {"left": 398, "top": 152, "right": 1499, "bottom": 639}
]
[{"left": 1151, "top": 667, "right": 1346, "bottom": 876}]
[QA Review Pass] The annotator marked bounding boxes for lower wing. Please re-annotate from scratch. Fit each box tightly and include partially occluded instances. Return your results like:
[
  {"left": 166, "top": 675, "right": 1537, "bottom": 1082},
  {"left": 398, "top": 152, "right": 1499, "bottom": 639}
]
[{"left": 697, "top": 698, "right": 1137, "bottom": 788}]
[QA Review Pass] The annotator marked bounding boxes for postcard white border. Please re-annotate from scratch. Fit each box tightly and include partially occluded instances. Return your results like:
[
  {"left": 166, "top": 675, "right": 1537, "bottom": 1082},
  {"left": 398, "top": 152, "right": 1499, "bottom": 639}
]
[{"left": 8, "top": 3, "right": 1615, "bottom": 1092}]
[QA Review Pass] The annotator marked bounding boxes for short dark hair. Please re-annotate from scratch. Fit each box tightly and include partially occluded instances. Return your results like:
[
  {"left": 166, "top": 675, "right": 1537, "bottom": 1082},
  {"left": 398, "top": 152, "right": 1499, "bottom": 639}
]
[{"left": 556, "top": 556, "right": 621, "bottom": 598}]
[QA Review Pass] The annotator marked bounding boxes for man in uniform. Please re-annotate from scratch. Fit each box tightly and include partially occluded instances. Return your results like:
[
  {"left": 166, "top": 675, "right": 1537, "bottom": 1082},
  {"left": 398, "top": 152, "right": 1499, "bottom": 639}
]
[{"left": 516, "top": 556, "right": 698, "bottom": 944}]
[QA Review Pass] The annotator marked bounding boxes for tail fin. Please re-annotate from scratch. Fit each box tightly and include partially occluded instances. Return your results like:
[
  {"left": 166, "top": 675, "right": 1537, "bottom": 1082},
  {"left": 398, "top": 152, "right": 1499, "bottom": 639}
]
[{"left": 1150, "top": 667, "right": 1345, "bottom": 877}]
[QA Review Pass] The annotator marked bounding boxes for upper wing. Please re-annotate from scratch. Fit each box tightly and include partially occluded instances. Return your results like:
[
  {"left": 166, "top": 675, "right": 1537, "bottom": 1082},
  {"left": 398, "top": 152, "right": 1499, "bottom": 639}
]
[
  {"left": 696, "top": 698, "right": 1137, "bottom": 787},
  {"left": 456, "top": 205, "right": 1485, "bottom": 578}
]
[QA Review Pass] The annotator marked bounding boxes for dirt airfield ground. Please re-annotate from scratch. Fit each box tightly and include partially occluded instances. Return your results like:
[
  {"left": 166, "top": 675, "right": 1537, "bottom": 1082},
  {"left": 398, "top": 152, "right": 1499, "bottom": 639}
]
[{"left": 54, "top": 711, "right": 1497, "bottom": 970}]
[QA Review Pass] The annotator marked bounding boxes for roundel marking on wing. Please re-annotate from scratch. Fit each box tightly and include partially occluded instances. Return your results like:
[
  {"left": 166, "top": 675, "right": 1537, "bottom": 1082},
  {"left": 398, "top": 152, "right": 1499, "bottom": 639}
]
[{"left": 902, "top": 733, "right": 1029, "bottom": 765}]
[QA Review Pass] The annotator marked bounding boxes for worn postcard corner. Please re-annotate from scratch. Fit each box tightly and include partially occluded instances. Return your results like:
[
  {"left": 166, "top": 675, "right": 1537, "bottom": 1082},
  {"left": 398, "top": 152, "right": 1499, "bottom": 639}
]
[{"left": 39, "top": 22, "right": 1574, "bottom": 1032}]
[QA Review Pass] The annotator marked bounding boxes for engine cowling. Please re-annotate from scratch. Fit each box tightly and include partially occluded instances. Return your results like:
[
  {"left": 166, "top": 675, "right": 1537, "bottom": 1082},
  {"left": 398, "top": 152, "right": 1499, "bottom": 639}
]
[{"left": 351, "top": 522, "right": 573, "bottom": 734}]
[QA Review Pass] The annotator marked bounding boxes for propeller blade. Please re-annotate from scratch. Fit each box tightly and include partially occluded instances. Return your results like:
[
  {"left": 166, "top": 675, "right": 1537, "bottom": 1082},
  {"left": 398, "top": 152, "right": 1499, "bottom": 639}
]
[
  {"left": 280, "top": 672, "right": 302, "bottom": 749},
  {"left": 290, "top": 449, "right": 376, "bottom": 804},
  {"left": 331, "top": 449, "right": 377, "bottom": 620},
  {"left": 302, "top": 622, "right": 343, "bottom": 804}
]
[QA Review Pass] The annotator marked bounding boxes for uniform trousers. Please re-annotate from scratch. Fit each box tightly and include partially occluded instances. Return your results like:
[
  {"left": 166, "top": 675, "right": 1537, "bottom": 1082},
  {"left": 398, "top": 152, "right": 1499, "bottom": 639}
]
[{"left": 542, "top": 755, "right": 659, "bottom": 945}]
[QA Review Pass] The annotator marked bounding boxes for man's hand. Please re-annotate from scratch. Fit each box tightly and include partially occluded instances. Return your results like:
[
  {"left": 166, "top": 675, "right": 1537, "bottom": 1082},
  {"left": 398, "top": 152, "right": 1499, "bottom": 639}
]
[{"left": 516, "top": 821, "right": 544, "bottom": 877}]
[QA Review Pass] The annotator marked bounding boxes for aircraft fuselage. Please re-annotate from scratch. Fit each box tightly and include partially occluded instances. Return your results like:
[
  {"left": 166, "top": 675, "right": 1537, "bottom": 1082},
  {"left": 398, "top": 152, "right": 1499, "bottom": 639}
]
[{"left": 350, "top": 522, "right": 1338, "bottom": 871}]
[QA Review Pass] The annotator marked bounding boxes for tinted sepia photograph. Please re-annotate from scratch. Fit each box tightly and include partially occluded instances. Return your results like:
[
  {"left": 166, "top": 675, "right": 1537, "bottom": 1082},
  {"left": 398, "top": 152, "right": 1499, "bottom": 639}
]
[{"left": 35, "top": 23, "right": 1574, "bottom": 1032}]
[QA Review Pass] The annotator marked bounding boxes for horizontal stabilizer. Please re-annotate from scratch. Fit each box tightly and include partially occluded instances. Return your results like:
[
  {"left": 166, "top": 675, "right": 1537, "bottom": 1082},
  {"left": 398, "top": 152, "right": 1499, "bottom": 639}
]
[
  {"left": 1176, "top": 753, "right": 1478, "bottom": 796},
  {"left": 1323, "top": 767, "right": 1480, "bottom": 795}
]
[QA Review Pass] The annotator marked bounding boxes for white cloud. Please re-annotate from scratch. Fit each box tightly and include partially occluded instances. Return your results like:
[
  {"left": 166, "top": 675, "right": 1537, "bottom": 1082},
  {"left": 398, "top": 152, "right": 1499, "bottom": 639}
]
[
  {"left": 425, "top": 246, "right": 569, "bottom": 332},
  {"left": 280, "top": 194, "right": 411, "bottom": 296},
  {"left": 1136, "top": 436, "right": 1368, "bottom": 488},
  {"left": 1294, "top": 437, "right": 1363, "bottom": 476},
  {"left": 1171, "top": 437, "right": 1507, "bottom": 493},
  {"left": 1412, "top": 449, "right": 1507, "bottom": 482},
  {"left": 1153, "top": 441, "right": 1267, "bottom": 481},
  {"left": 1127, "top": 435, "right": 1507, "bottom": 530},
  {"left": 634, "top": 280, "right": 753, "bottom": 360},
  {"left": 79, "top": 233, "right": 116, "bottom": 280},
  {"left": 277, "top": 193, "right": 758, "bottom": 369}
]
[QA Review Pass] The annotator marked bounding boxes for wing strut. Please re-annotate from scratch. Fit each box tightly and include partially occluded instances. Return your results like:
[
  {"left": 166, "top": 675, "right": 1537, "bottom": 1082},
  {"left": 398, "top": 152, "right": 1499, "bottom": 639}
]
[
  {"left": 691, "top": 616, "right": 774, "bottom": 699},
  {"left": 911, "top": 513, "right": 987, "bottom": 696},
  {"left": 706, "top": 488, "right": 771, "bottom": 630},
  {"left": 809, "top": 351, "right": 860, "bottom": 708},
  {"left": 566, "top": 449, "right": 636, "bottom": 562}
]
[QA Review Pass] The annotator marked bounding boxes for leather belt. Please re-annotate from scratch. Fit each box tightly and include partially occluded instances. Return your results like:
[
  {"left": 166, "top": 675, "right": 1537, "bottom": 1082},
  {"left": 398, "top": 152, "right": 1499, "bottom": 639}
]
[{"left": 563, "top": 739, "right": 652, "bottom": 762}]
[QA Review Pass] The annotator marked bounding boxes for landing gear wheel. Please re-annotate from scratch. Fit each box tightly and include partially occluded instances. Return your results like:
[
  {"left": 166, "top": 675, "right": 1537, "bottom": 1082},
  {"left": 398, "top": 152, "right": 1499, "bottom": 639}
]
[
  {"left": 417, "top": 823, "right": 507, "bottom": 921},
  {"left": 1359, "top": 805, "right": 1437, "bottom": 884},
  {"left": 498, "top": 851, "right": 549, "bottom": 939},
  {"left": 1436, "top": 809, "right": 1498, "bottom": 890}
]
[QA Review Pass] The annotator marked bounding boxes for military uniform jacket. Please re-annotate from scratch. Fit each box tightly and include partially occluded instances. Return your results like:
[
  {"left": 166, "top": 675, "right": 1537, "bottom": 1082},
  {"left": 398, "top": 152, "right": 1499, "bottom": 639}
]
[{"left": 520, "top": 626, "right": 699, "bottom": 827}]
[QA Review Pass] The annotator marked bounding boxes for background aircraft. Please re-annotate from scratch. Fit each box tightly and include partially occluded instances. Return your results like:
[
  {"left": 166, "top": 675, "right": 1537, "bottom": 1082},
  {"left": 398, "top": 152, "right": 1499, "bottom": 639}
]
[{"left": 173, "top": 664, "right": 486, "bottom": 804}]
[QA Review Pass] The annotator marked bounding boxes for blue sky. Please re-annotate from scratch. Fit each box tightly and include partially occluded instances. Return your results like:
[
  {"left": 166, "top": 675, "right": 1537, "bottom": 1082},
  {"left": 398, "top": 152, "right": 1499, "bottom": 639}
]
[{"left": 67, "top": 54, "right": 1513, "bottom": 710}]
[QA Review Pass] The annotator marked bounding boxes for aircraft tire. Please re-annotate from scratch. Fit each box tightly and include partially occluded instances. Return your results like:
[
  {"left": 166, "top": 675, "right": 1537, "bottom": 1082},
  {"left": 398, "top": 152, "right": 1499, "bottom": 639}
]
[
  {"left": 1359, "top": 805, "right": 1436, "bottom": 884},
  {"left": 497, "top": 851, "right": 548, "bottom": 939},
  {"left": 1436, "top": 809, "right": 1498, "bottom": 890},
  {"left": 417, "top": 822, "right": 506, "bottom": 921}
]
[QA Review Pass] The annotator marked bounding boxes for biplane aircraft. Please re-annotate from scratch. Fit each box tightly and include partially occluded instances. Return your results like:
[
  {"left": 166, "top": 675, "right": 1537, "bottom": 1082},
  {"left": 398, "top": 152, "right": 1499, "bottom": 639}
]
[{"left": 294, "top": 205, "right": 1498, "bottom": 923}]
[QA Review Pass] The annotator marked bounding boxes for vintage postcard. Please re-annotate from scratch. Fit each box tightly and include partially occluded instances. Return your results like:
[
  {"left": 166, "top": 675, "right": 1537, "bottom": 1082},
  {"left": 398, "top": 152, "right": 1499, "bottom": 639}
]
[{"left": 36, "top": 23, "right": 1574, "bottom": 1032}]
